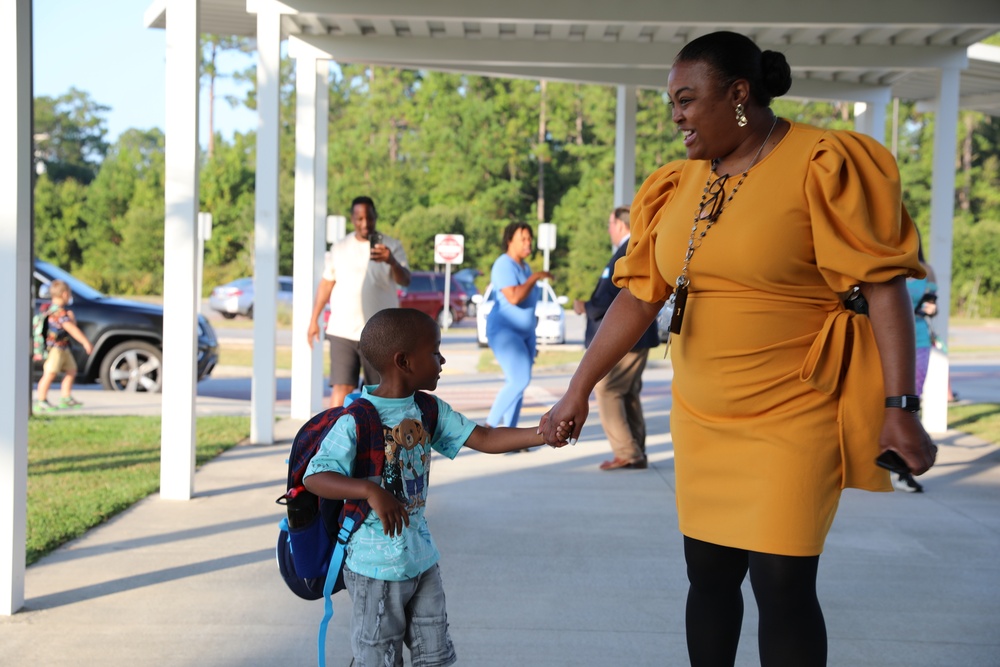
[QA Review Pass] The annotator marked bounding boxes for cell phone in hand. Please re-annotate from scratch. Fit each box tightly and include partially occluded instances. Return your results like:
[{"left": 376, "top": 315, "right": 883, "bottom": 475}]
[
  {"left": 369, "top": 231, "right": 383, "bottom": 249},
  {"left": 875, "top": 450, "right": 910, "bottom": 475}
]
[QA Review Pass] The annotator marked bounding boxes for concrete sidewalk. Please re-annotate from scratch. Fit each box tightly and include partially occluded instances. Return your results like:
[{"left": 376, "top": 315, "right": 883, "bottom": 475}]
[{"left": 4, "top": 366, "right": 1000, "bottom": 666}]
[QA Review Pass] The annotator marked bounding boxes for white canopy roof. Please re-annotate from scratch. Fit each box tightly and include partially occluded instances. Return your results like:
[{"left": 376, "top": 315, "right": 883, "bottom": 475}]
[{"left": 144, "top": 0, "right": 1000, "bottom": 114}]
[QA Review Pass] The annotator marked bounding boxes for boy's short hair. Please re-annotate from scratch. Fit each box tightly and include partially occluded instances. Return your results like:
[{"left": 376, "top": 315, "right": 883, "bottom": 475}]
[
  {"left": 49, "top": 280, "right": 71, "bottom": 299},
  {"left": 360, "top": 308, "right": 437, "bottom": 372}
]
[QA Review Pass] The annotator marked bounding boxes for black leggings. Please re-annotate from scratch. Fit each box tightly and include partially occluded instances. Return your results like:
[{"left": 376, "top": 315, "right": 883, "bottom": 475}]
[{"left": 684, "top": 536, "right": 827, "bottom": 667}]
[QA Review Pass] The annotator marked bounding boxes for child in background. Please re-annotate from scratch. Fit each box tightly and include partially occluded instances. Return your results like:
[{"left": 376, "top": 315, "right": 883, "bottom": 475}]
[
  {"left": 303, "top": 308, "right": 561, "bottom": 666},
  {"left": 35, "top": 280, "right": 93, "bottom": 413}
]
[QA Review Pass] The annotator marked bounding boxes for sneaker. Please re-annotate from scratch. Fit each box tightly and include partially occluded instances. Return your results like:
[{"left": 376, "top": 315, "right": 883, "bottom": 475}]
[
  {"left": 893, "top": 473, "right": 924, "bottom": 493},
  {"left": 59, "top": 397, "right": 83, "bottom": 409},
  {"left": 33, "top": 400, "right": 55, "bottom": 414}
]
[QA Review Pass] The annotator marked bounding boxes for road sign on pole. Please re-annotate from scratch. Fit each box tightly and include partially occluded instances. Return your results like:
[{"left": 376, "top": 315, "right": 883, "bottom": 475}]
[
  {"left": 537, "top": 223, "right": 556, "bottom": 273},
  {"left": 433, "top": 235, "right": 464, "bottom": 331},
  {"left": 434, "top": 234, "right": 464, "bottom": 265}
]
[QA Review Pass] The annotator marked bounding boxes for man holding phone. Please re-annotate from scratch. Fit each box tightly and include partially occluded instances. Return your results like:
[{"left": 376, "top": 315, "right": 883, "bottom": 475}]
[{"left": 308, "top": 195, "right": 411, "bottom": 407}]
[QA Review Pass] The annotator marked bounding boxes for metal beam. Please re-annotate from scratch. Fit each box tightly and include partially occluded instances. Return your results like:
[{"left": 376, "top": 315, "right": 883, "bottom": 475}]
[
  {"left": 295, "top": 34, "right": 968, "bottom": 71},
  {"left": 274, "top": 0, "right": 1000, "bottom": 26}
]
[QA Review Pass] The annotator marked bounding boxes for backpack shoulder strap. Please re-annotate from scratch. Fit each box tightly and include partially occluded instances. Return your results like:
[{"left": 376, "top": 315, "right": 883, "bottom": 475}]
[
  {"left": 413, "top": 391, "right": 440, "bottom": 441},
  {"left": 338, "top": 398, "right": 385, "bottom": 530},
  {"left": 285, "top": 405, "right": 349, "bottom": 492}
]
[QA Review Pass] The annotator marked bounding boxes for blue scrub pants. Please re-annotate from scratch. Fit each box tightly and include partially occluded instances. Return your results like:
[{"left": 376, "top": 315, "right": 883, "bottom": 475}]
[{"left": 487, "top": 327, "right": 534, "bottom": 428}]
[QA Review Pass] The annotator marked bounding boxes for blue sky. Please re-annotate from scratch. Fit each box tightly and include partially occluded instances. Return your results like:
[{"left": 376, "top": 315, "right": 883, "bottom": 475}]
[{"left": 34, "top": 0, "right": 257, "bottom": 146}]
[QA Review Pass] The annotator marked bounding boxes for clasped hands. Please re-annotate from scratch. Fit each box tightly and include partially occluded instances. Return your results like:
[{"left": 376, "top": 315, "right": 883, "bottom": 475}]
[{"left": 538, "top": 393, "right": 590, "bottom": 448}]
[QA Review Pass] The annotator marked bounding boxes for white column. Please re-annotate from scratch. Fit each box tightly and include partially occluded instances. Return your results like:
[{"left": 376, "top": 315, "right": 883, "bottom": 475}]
[
  {"left": 1, "top": 0, "right": 32, "bottom": 616},
  {"left": 614, "top": 85, "right": 637, "bottom": 208},
  {"left": 313, "top": 64, "right": 329, "bottom": 413},
  {"left": 290, "top": 51, "right": 329, "bottom": 420},
  {"left": 250, "top": 5, "right": 282, "bottom": 444},
  {"left": 923, "top": 67, "right": 961, "bottom": 434},
  {"left": 160, "top": 0, "right": 200, "bottom": 500},
  {"left": 852, "top": 91, "right": 889, "bottom": 144}
]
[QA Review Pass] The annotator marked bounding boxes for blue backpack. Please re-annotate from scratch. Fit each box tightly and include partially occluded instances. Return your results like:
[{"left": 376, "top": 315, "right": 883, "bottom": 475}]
[
  {"left": 275, "top": 392, "right": 439, "bottom": 667},
  {"left": 32, "top": 304, "right": 50, "bottom": 361}
]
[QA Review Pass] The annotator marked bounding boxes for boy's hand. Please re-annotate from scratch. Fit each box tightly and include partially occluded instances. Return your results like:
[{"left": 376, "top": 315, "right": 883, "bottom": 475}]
[
  {"left": 368, "top": 487, "right": 410, "bottom": 537},
  {"left": 541, "top": 419, "right": 575, "bottom": 447}
]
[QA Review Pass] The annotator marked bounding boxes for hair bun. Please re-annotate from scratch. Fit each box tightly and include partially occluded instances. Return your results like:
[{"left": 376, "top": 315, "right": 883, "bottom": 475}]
[{"left": 760, "top": 50, "right": 792, "bottom": 99}]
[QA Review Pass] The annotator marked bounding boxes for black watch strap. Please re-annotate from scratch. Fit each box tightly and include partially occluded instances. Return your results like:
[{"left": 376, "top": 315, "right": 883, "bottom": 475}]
[{"left": 885, "top": 395, "right": 921, "bottom": 412}]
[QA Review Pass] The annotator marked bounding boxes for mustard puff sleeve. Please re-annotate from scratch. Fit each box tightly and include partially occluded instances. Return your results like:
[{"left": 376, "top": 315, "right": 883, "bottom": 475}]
[
  {"left": 612, "top": 161, "right": 686, "bottom": 303},
  {"left": 805, "top": 130, "right": 923, "bottom": 293}
]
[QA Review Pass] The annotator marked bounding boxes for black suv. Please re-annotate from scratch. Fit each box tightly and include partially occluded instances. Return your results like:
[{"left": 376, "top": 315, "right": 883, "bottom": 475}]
[{"left": 33, "top": 260, "right": 219, "bottom": 392}]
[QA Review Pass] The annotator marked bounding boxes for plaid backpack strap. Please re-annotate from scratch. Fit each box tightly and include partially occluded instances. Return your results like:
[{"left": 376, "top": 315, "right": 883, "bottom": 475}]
[
  {"left": 412, "top": 391, "right": 440, "bottom": 441},
  {"left": 338, "top": 398, "right": 385, "bottom": 533}
]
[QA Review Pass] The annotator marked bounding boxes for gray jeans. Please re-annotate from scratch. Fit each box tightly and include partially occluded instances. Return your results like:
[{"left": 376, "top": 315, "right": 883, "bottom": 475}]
[{"left": 343, "top": 563, "right": 457, "bottom": 667}]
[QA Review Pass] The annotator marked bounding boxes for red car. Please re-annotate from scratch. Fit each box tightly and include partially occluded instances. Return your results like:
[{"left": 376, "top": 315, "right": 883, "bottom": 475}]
[{"left": 398, "top": 271, "right": 467, "bottom": 327}]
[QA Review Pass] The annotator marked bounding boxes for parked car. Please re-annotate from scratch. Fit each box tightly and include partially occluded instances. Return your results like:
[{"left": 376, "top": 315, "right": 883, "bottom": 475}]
[
  {"left": 33, "top": 260, "right": 219, "bottom": 393},
  {"left": 398, "top": 271, "right": 468, "bottom": 327},
  {"left": 472, "top": 281, "right": 568, "bottom": 347},
  {"left": 451, "top": 268, "right": 482, "bottom": 318},
  {"left": 209, "top": 276, "right": 294, "bottom": 319}
]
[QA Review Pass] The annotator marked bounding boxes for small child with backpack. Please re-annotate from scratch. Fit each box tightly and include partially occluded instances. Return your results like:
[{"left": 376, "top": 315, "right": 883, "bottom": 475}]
[
  {"left": 301, "top": 307, "right": 559, "bottom": 666},
  {"left": 34, "top": 279, "right": 93, "bottom": 413}
]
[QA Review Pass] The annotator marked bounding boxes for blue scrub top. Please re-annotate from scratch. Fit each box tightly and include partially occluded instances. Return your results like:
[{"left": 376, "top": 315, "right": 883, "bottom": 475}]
[{"left": 486, "top": 253, "right": 539, "bottom": 339}]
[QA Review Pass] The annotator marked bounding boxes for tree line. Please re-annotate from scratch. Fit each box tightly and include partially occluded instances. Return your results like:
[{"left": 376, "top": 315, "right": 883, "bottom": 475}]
[{"left": 32, "top": 45, "right": 1000, "bottom": 316}]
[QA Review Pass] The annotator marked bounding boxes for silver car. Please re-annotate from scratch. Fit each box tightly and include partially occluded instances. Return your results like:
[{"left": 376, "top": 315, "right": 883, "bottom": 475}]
[
  {"left": 209, "top": 276, "right": 293, "bottom": 319},
  {"left": 472, "top": 281, "right": 568, "bottom": 347}
]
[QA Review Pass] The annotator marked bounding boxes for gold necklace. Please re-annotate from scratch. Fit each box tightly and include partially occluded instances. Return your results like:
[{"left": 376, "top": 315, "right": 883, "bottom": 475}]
[{"left": 663, "top": 116, "right": 779, "bottom": 342}]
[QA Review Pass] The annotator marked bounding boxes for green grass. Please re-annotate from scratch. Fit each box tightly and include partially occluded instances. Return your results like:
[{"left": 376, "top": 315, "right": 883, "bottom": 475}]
[
  {"left": 26, "top": 415, "right": 250, "bottom": 565},
  {"left": 219, "top": 345, "right": 291, "bottom": 370},
  {"left": 218, "top": 344, "right": 331, "bottom": 374},
  {"left": 948, "top": 403, "right": 1000, "bottom": 445}
]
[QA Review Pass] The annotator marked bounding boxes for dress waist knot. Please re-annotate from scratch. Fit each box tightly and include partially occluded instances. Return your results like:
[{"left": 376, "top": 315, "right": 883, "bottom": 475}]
[{"left": 800, "top": 309, "right": 892, "bottom": 491}]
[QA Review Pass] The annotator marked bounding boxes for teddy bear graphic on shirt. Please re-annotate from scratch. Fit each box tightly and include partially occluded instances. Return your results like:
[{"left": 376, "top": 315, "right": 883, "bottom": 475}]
[{"left": 382, "top": 418, "right": 431, "bottom": 509}]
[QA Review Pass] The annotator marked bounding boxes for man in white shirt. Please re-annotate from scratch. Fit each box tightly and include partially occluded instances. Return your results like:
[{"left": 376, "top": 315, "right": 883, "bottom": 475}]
[{"left": 308, "top": 196, "right": 411, "bottom": 407}]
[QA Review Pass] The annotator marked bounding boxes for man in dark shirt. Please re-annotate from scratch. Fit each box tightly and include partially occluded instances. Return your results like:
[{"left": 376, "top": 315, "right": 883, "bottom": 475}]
[{"left": 573, "top": 206, "right": 659, "bottom": 470}]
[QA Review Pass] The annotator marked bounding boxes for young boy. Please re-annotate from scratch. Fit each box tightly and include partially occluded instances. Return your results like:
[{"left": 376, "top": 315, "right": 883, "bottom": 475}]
[
  {"left": 303, "top": 308, "right": 554, "bottom": 666},
  {"left": 35, "top": 280, "right": 93, "bottom": 412}
]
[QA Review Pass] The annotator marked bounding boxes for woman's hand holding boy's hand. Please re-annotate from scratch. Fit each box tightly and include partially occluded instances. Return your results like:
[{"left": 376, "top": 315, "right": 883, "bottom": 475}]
[
  {"left": 540, "top": 392, "right": 589, "bottom": 447},
  {"left": 368, "top": 486, "right": 410, "bottom": 537}
]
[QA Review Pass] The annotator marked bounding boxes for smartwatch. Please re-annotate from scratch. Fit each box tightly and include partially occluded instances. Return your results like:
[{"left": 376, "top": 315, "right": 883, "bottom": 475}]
[{"left": 885, "top": 395, "right": 921, "bottom": 412}]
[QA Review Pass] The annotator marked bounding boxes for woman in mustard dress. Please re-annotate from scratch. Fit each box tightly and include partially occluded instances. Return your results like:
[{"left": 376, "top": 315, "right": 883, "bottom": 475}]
[{"left": 541, "top": 32, "right": 938, "bottom": 666}]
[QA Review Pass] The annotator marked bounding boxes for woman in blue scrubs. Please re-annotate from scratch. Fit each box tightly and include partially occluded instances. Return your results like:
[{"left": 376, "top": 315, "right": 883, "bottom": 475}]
[{"left": 486, "top": 223, "right": 553, "bottom": 427}]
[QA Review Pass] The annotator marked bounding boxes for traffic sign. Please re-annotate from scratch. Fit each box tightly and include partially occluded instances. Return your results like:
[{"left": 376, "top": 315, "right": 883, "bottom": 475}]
[
  {"left": 434, "top": 234, "right": 465, "bottom": 265},
  {"left": 537, "top": 223, "right": 556, "bottom": 251}
]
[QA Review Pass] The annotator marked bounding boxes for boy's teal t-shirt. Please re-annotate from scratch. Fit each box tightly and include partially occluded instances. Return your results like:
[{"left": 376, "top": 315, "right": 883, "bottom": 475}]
[{"left": 303, "top": 386, "right": 476, "bottom": 581}]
